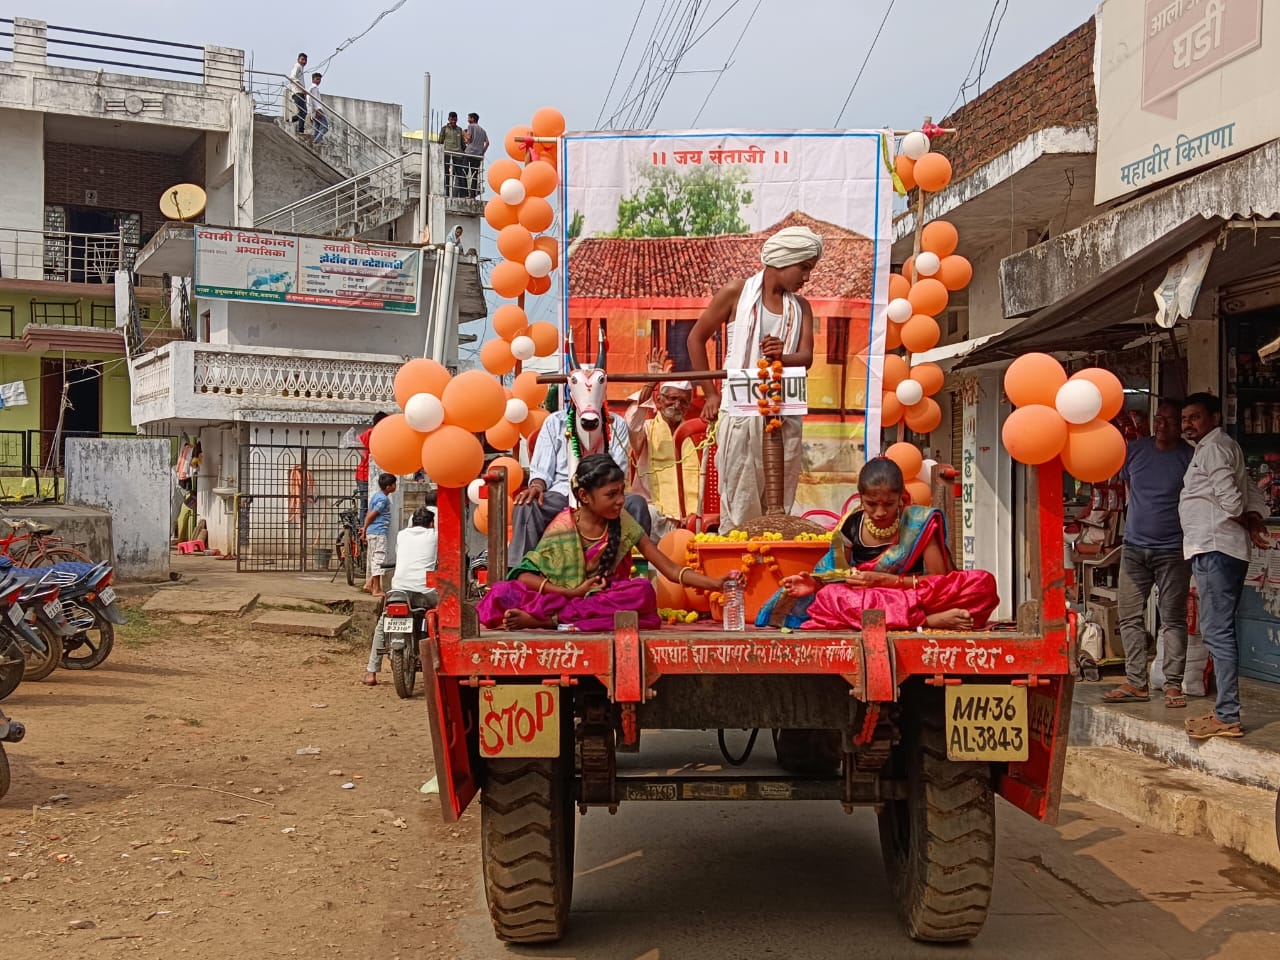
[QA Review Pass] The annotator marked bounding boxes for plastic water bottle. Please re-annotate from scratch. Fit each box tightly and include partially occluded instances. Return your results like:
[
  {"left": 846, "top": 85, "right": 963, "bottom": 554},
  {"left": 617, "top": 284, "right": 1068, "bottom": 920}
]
[{"left": 721, "top": 573, "right": 745, "bottom": 632}]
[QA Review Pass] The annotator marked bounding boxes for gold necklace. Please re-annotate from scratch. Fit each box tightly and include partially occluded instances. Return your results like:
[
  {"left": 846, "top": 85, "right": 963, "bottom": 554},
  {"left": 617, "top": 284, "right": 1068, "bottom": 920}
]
[
  {"left": 574, "top": 512, "right": 607, "bottom": 543},
  {"left": 863, "top": 514, "right": 900, "bottom": 540}
]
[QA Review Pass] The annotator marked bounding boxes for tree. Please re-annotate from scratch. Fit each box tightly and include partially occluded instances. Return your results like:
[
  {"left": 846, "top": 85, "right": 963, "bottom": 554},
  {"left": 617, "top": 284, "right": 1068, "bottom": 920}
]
[
  {"left": 610, "top": 165, "right": 753, "bottom": 238},
  {"left": 567, "top": 210, "right": 586, "bottom": 241}
]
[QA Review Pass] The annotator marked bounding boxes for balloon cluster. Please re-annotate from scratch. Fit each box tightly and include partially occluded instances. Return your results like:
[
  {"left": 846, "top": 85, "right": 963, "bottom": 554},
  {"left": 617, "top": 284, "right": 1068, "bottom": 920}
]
[
  {"left": 1000, "top": 353, "right": 1127, "bottom": 483},
  {"left": 367, "top": 360, "right": 551, "bottom": 487},
  {"left": 881, "top": 132, "right": 971, "bottom": 438},
  {"left": 885, "top": 442, "right": 937, "bottom": 508},
  {"left": 480, "top": 107, "right": 566, "bottom": 373},
  {"left": 466, "top": 457, "right": 524, "bottom": 534}
]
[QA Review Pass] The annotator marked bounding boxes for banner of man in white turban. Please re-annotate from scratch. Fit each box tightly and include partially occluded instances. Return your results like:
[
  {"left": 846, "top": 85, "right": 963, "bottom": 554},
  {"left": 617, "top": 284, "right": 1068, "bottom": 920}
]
[{"left": 562, "top": 129, "right": 893, "bottom": 527}]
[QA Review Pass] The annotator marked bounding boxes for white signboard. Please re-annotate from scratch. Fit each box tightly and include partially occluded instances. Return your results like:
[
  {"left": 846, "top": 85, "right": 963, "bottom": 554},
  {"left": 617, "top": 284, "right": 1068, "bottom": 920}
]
[{"left": 723, "top": 367, "right": 809, "bottom": 417}]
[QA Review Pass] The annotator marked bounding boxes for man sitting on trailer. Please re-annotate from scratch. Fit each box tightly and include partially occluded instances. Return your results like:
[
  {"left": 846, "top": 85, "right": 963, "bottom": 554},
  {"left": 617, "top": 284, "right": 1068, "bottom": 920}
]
[
  {"left": 686, "top": 225, "right": 820, "bottom": 531},
  {"left": 626, "top": 350, "right": 699, "bottom": 538}
]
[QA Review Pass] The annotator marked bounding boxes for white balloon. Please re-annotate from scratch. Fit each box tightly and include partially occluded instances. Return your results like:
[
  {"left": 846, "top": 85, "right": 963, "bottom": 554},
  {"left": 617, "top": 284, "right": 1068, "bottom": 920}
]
[
  {"left": 915, "top": 251, "right": 941, "bottom": 277},
  {"left": 1055, "top": 379, "right": 1103, "bottom": 425},
  {"left": 919, "top": 458, "right": 937, "bottom": 486},
  {"left": 887, "top": 297, "right": 914, "bottom": 324},
  {"left": 499, "top": 177, "right": 526, "bottom": 205},
  {"left": 403, "top": 391, "right": 445, "bottom": 433},
  {"left": 510, "top": 335, "right": 536, "bottom": 361},
  {"left": 466, "top": 478, "right": 485, "bottom": 506},
  {"left": 505, "top": 397, "right": 530, "bottom": 424},
  {"left": 524, "top": 249, "right": 553, "bottom": 278},
  {"left": 901, "top": 130, "right": 931, "bottom": 160},
  {"left": 895, "top": 378, "right": 924, "bottom": 407}
]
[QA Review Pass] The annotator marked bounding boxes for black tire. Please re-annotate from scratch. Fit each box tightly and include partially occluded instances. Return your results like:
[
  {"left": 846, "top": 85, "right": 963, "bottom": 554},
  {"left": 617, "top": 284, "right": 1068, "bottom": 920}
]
[
  {"left": 390, "top": 643, "right": 417, "bottom": 699},
  {"left": 342, "top": 531, "right": 356, "bottom": 587},
  {"left": 0, "top": 744, "right": 9, "bottom": 801},
  {"left": 878, "top": 709, "right": 996, "bottom": 943},
  {"left": 0, "top": 641, "right": 25, "bottom": 701},
  {"left": 60, "top": 609, "right": 114, "bottom": 670},
  {"left": 21, "top": 630, "right": 60, "bottom": 682},
  {"left": 481, "top": 750, "right": 576, "bottom": 944}
]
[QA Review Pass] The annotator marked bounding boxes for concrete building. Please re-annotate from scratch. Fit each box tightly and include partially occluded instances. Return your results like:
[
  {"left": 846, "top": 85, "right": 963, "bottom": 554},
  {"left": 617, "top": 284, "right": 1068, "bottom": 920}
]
[{"left": 0, "top": 16, "right": 487, "bottom": 569}]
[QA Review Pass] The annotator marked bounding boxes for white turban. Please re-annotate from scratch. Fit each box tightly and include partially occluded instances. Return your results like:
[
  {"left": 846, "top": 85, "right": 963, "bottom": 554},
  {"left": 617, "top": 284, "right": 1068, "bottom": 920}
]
[
  {"left": 760, "top": 226, "right": 824, "bottom": 268},
  {"left": 660, "top": 380, "right": 693, "bottom": 394}
]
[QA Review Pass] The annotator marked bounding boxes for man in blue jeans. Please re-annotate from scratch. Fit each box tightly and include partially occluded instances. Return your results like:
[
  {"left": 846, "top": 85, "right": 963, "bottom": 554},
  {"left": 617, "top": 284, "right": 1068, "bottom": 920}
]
[
  {"left": 1104, "top": 399, "right": 1194, "bottom": 708},
  {"left": 1179, "top": 393, "right": 1271, "bottom": 739}
]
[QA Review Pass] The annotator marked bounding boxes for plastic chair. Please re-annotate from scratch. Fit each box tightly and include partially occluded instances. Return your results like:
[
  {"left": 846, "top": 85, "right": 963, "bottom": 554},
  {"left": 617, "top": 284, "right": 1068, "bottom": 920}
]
[{"left": 672, "top": 417, "right": 720, "bottom": 533}]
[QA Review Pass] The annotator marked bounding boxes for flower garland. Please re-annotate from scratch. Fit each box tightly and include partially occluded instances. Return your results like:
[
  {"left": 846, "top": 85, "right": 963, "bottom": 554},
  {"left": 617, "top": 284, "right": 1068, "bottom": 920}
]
[{"left": 755, "top": 358, "right": 784, "bottom": 432}]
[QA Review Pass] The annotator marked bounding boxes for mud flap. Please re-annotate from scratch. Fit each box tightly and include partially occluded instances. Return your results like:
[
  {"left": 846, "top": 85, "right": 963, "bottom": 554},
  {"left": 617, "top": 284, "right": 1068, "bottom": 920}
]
[
  {"left": 421, "top": 612, "right": 479, "bottom": 821},
  {"left": 997, "top": 674, "right": 1073, "bottom": 823}
]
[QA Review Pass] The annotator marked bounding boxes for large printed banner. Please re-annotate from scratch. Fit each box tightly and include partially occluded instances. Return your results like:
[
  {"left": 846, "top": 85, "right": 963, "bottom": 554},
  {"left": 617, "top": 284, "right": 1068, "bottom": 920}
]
[
  {"left": 194, "top": 227, "right": 422, "bottom": 314},
  {"left": 562, "top": 129, "right": 893, "bottom": 523}
]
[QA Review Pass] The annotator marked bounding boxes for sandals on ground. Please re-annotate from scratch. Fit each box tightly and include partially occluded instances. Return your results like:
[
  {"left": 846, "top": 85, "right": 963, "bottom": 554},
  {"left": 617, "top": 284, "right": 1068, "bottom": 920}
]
[
  {"left": 1163, "top": 686, "right": 1187, "bottom": 709},
  {"left": 1102, "top": 683, "right": 1150, "bottom": 703},
  {"left": 1185, "top": 714, "right": 1243, "bottom": 739}
]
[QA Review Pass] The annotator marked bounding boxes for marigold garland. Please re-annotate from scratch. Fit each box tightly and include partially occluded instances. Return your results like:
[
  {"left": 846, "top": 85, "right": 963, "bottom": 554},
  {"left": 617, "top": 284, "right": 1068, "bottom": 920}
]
[{"left": 755, "top": 357, "right": 785, "bottom": 432}]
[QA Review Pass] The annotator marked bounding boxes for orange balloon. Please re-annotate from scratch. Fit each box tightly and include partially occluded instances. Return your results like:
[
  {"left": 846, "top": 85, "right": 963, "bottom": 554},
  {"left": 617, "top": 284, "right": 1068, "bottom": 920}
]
[
  {"left": 906, "top": 480, "right": 933, "bottom": 507},
  {"left": 526, "top": 274, "right": 552, "bottom": 295},
  {"left": 368, "top": 413, "right": 426, "bottom": 476},
  {"left": 489, "top": 455, "right": 525, "bottom": 491},
  {"left": 885, "top": 441, "right": 924, "bottom": 480},
  {"left": 486, "top": 158, "right": 523, "bottom": 195},
  {"left": 1061, "top": 420, "right": 1127, "bottom": 483},
  {"left": 421, "top": 425, "right": 485, "bottom": 488},
  {"left": 1004, "top": 352, "right": 1067, "bottom": 408},
  {"left": 496, "top": 224, "right": 535, "bottom": 262},
  {"left": 904, "top": 397, "right": 943, "bottom": 434},
  {"left": 527, "top": 321, "right": 560, "bottom": 357},
  {"left": 480, "top": 338, "right": 517, "bottom": 376},
  {"left": 517, "top": 196, "right": 555, "bottom": 233},
  {"left": 936, "top": 254, "right": 973, "bottom": 292},
  {"left": 533, "top": 234, "right": 560, "bottom": 269},
  {"left": 907, "top": 279, "right": 948, "bottom": 317},
  {"left": 901, "top": 314, "right": 941, "bottom": 353},
  {"left": 521, "top": 160, "right": 559, "bottom": 198},
  {"left": 484, "top": 197, "right": 519, "bottom": 230},
  {"left": 1001, "top": 405, "right": 1068, "bottom": 465},
  {"left": 901, "top": 255, "right": 915, "bottom": 284},
  {"left": 491, "top": 260, "right": 530, "bottom": 299},
  {"left": 505, "top": 124, "right": 534, "bottom": 161},
  {"left": 913, "top": 152, "right": 953, "bottom": 192},
  {"left": 485, "top": 418, "right": 521, "bottom": 451},
  {"left": 513, "top": 370, "right": 549, "bottom": 407},
  {"left": 887, "top": 272, "right": 910, "bottom": 301},
  {"left": 882, "top": 353, "right": 910, "bottom": 391},
  {"left": 393, "top": 357, "right": 451, "bottom": 407},
  {"left": 882, "top": 391, "right": 904, "bottom": 427},
  {"left": 518, "top": 405, "right": 549, "bottom": 438},
  {"left": 1069, "top": 367, "right": 1125, "bottom": 421},
  {"left": 885, "top": 321, "right": 903, "bottom": 351},
  {"left": 920, "top": 220, "right": 959, "bottom": 257},
  {"left": 894, "top": 154, "right": 916, "bottom": 191},
  {"left": 530, "top": 107, "right": 566, "bottom": 139},
  {"left": 473, "top": 499, "right": 490, "bottom": 534},
  {"left": 441, "top": 370, "right": 507, "bottom": 432},
  {"left": 655, "top": 572, "right": 687, "bottom": 611},
  {"left": 911, "top": 362, "right": 945, "bottom": 397},
  {"left": 535, "top": 142, "right": 558, "bottom": 167},
  {"left": 493, "top": 304, "right": 529, "bottom": 340}
]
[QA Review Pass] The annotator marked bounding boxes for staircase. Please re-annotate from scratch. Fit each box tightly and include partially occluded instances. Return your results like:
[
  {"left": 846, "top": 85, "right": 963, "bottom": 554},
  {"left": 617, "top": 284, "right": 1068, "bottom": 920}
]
[{"left": 254, "top": 153, "right": 418, "bottom": 237}]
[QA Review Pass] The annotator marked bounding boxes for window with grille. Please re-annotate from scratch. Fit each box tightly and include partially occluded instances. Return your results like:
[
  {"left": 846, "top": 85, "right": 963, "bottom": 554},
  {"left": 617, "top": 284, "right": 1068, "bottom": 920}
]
[
  {"left": 664, "top": 319, "right": 698, "bottom": 371},
  {"left": 826, "top": 316, "right": 851, "bottom": 364},
  {"left": 90, "top": 302, "right": 115, "bottom": 327},
  {"left": 0, "top": 307, "right": 15, "bottom": 339},
  {"left": 31, "top": 301, "right": 80, "bottom": 325}
]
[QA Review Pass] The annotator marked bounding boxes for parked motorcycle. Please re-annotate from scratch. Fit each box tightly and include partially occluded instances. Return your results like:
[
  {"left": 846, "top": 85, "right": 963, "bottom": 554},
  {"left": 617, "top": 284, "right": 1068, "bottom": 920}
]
[
  {"left": 381, "top": 589, "right": 434, "bottom": 699},
  {"left": 0, "top": 575, "right": 63, "bottom": 699},
  {"left": 0, "top": 705, "right": 24, "bottom": 800},
  {"left": 1, "top": 561, "right": 124, "bottom": 678}
]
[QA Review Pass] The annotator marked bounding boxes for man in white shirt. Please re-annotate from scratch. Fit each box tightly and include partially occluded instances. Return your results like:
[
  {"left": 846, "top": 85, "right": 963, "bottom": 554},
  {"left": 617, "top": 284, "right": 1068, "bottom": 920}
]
[
  {"left": 307, "top": 73, "right": 328, "bottom": 144},
  {"left": 509, "top": 408, "right": 650, "bottom": 564},
  {"left": 364, "top": 507, "right": 437, "bottom": 686},
  {"left": 287, "top": 53, "right": 308, "bottom": 135},
  {"left": 1179, "top": 393, "right": 1271, "bottom": 738}
]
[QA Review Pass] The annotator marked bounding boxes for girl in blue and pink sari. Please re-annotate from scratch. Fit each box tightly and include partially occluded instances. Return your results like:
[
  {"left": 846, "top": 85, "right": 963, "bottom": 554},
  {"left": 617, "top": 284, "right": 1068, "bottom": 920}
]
[{"left": 479, "top": 454, "right": 729, "bottom": 631}]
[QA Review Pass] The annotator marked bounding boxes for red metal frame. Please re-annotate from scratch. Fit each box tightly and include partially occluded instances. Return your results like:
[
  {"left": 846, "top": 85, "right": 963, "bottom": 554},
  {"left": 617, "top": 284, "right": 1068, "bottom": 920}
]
[{"left": 426, "top": 460, "right": 1073, "bottom": 824}]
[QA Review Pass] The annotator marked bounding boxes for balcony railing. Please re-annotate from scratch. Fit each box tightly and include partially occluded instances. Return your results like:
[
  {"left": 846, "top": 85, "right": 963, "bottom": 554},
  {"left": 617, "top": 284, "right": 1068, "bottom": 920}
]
[
  {"left": 193, "top": 348, "right": 398, "bottom": 402},
  {"left": 0, "top": 227, "right": 129, "bottom": 284}
]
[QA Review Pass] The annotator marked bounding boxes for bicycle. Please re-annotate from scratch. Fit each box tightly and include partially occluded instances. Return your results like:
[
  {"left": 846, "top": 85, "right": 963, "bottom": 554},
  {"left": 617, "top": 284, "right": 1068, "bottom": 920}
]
[
  {"left": 0, "top": 518, "right": 91, "bottom": 566},
  {"left": 331, "top": 496, "right": 365, "bottom": 587}
]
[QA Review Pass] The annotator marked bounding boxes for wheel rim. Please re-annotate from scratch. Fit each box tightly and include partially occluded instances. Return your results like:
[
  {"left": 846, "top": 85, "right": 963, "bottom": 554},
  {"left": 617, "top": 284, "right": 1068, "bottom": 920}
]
[{"left": 60, "top": 604, "right": 112, "bottom": 669}]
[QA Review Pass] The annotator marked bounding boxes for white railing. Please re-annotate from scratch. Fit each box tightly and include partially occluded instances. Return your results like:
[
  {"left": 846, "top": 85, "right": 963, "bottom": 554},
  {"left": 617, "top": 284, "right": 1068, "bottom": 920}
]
[
  {"left": 253, "top": 153, "right": 414, "bottom": 236},
  {"left": 192, "top": 348, "right": 398, "bottom": 403},
  {"left": 131, "top": 349, "right": 172, "bottom": 404},
  {"left": 0, "top": 227, "right": 128, "bottom": 283}
]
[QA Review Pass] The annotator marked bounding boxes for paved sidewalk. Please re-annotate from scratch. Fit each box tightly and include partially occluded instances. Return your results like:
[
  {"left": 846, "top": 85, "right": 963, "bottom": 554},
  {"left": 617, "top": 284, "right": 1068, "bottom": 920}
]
[{"left": 122, "top": 554, "right": 381, "bottom": 612}]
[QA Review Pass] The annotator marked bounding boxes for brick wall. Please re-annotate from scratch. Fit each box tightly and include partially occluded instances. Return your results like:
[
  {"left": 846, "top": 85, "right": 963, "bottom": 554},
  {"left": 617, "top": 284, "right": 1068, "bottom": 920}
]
[
  {"left": 44, "top": 142, "right": 194, "bottom": 238},
  {"left": 938, "top": 18, "right": 1096, "bottom": 182}
]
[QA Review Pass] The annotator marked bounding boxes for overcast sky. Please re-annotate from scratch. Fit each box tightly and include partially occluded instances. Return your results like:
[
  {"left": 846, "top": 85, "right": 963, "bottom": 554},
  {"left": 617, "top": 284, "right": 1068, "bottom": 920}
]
[{"left": 33, "top": 0, "right": 1099, "bottom": 136}]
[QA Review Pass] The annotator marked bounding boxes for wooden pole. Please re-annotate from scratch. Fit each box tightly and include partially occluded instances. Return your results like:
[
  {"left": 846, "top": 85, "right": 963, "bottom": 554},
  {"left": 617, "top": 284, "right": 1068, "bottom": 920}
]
[{"left": 897, "top": 115, "right": 932, "bottom": 446}]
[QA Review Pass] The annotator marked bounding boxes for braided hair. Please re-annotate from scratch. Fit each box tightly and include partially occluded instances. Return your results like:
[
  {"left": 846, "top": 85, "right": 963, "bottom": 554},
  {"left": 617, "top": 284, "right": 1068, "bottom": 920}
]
[{"left": 573, "top": 453, "right": 626, "bottom": 582}]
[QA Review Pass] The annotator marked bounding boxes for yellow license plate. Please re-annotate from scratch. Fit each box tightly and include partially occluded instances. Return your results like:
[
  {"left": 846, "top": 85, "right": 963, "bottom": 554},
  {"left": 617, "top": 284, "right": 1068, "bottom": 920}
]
[
  {"left": 944, "top": 685, "right": 1029, "bottom": 762},
  {"left": 478, "top": 684, "right": 560, "bottom": 759}
]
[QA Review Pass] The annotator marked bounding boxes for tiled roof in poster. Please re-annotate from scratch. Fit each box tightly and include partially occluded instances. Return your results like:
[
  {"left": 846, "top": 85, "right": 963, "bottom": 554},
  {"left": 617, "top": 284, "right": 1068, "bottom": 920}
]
[{"left": 567, "top": 211, "right": 876, "bottom": 301}]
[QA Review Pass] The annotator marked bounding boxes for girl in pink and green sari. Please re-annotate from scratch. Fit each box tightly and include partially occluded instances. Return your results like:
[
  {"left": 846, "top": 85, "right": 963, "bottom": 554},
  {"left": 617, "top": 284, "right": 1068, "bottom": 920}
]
[{"left": 479, "top": 454, "right": 728, "bottom": 631}]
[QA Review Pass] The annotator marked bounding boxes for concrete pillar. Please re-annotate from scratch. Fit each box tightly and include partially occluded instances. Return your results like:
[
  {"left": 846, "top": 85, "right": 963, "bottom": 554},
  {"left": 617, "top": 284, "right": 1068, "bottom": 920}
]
[
  {"left": 0, "top": 108, "right": 44, "bottom": 280},
  {"left": 203, "top": 45, "right": 244, "bottom": 90},
  {"left": 12, "top": 18, "right": 47, "bottom": 67}
]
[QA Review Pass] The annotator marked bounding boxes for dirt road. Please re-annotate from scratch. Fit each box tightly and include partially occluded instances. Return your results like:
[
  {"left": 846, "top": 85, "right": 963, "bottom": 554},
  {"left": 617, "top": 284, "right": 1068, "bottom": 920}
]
[{"left": 0, "top": 595, "right": 477, "bottom": 958}]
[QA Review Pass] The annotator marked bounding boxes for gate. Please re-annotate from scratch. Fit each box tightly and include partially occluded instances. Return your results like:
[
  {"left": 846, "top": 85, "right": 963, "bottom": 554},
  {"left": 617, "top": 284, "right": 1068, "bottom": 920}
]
[{"left": 236, "top": 442, "right": 361, "bottom": 573}]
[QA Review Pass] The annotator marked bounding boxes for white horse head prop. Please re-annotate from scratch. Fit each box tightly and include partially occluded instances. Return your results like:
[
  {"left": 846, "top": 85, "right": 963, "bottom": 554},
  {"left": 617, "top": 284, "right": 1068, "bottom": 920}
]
[{"left": 564, "top": 325, "right": 608, "bottom": 500}]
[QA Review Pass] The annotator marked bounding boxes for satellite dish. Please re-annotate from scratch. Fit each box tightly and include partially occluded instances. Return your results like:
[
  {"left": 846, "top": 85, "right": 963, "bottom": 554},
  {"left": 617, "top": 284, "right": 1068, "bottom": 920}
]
[{"left": 159, "top": 183, "right": 207, "bottom": 222}]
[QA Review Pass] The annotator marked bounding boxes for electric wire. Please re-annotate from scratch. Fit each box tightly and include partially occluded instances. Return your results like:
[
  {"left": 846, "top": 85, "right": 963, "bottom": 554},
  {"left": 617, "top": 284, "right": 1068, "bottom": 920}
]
[
  {"left": 833, "top": 0, "right": 896, "bottom": 127},
  {"left": 690, "top": 0, "right": 762, "bottom": 125},
  {"left": 596, "top": 0, "right": 651, "bottom": 128},
  {"left": 315, "top": 0, "right": 411, "bottom": 73}
]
